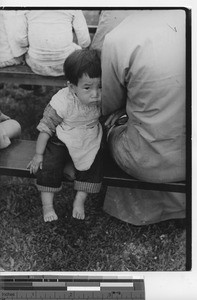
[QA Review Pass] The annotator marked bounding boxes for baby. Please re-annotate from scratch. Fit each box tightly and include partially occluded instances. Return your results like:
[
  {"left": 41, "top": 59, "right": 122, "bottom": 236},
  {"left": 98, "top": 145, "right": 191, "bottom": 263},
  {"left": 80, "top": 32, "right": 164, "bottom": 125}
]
[{"left": 28, "top": 49, "right": 103, "bottom": 222}]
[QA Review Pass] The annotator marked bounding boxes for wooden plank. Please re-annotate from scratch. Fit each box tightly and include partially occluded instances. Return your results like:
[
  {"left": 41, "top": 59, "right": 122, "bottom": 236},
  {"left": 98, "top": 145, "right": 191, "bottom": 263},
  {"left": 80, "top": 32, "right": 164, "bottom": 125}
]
[
  {"left": 0, "top": 139, "right": 186, "bottom": 193},
  {"left": 0, "top": 65, "right": 66, "bottom": 87},
  {"left": 0, "top": 139, "right": 36, "bottom": 178}
]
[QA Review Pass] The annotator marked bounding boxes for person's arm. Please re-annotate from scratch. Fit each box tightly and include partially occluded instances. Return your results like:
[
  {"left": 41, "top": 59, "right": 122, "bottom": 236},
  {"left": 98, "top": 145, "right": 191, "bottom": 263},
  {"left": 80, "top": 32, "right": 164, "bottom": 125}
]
[
  {"left": 72, "top": 10, "right": 91, "bottom": 48},
  {"left": 27, "top": 132, "right": 50, "bottom": 174},
  {"left": 27, "top": 104, "right": 63, "bottom": 174},
  {"left": 101, "top": 33, "right": 127, "bottom": 116},
  {"left": 3, "top": 10, "right": 28, "bottom": 57}
]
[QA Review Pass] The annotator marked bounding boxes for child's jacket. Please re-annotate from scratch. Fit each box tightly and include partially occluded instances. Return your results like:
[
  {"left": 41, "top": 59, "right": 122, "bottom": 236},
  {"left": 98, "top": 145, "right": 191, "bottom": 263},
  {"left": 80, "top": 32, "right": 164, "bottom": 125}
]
[{"left": 38, "top": 87, "right": 102, "bottom": 171}]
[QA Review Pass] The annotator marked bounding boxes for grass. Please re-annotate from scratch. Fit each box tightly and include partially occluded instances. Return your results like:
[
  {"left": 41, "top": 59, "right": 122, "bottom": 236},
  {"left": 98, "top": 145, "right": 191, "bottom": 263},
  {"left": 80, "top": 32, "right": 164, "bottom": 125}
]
[{"left": 0, "top": 83, "right": 187, "bottom": 272}]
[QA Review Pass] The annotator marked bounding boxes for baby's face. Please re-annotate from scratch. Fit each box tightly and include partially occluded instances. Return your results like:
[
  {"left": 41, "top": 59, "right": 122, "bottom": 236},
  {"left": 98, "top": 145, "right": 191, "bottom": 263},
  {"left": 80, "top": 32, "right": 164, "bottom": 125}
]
[{"left": 72, "top": 74, "right": 101, "bottom": 106}]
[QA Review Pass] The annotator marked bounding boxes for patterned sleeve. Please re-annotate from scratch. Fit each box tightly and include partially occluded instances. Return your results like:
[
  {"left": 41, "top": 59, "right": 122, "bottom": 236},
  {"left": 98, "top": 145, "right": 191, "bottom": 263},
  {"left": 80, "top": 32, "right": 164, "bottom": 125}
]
[{"left": 37, "top": 104, "right": 63, "bottom": 136}]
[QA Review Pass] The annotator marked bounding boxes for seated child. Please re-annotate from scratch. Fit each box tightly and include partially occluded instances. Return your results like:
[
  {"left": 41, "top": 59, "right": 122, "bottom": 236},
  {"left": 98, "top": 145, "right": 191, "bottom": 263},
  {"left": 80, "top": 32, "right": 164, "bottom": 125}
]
[
  {"left": 0, "top": 11, "right": 27, "bottom": 68},
  {"left": 27, "top": 49, "right": 103, "bottom": 222},
  {"left": 0, "top": 111, "right": 21, "bottom": 149},
  {"left": 24, "top": 10, "right": 91, "bottom": 76}
]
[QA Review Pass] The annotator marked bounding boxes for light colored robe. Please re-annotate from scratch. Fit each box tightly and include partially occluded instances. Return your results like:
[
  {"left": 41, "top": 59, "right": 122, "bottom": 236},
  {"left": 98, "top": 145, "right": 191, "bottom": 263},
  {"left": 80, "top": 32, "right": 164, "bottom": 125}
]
[{"left": 101, "top": 10, "right": 186, "bottom": 225}]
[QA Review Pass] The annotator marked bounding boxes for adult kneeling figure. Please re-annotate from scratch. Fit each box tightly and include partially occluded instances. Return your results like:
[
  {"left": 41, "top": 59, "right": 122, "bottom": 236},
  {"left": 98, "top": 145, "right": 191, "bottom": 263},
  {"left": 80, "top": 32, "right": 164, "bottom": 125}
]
[{"left": 101, "top": 10, "right": 186, "bottom": 225}]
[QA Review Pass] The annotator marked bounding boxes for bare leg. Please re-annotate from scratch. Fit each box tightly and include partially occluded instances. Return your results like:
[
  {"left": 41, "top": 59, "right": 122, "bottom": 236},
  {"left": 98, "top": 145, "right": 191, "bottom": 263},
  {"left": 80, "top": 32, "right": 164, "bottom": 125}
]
[
  {"left": 0, "top": 119, "right": 21, "bottom": 149},
  {"left": 72, "top": 191, "right": 88, "bottom": 220},
  {"left": 41, "top": 191, "right": 58, "bottom": 222}
]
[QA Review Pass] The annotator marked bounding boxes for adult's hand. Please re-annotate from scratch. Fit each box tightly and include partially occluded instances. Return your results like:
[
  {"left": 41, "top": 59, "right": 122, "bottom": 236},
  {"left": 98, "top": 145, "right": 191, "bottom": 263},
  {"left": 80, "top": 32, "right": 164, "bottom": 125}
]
[{"left": 104, "top": 108, "right": 126, "bottom": 130}]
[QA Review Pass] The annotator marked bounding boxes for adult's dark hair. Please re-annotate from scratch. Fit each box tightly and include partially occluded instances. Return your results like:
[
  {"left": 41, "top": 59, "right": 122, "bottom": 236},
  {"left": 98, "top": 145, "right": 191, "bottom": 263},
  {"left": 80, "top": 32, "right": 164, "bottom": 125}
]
[{"left": 63, "top": 49, "right": 101, "bottom": 85}]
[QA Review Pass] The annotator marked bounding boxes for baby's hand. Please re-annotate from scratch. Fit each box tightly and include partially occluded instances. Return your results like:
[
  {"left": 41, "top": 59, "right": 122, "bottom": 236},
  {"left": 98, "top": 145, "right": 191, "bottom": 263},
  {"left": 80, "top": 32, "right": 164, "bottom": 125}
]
[{"left": 27, "top": 153, "right": 43, "bottom": 174}]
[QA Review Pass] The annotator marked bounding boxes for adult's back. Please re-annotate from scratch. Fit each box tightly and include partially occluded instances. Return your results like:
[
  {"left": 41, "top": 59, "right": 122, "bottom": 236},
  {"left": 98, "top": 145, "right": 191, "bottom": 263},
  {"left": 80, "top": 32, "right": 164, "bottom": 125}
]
[
  {"left": 101, "top": 10, "right": 186, "bottom": 225},
  {"left": 25, "top": 10, "right": 91, "bottom": 76},
  {"left": 102, "top": 10, "right": 185, "bottom": 183},
  {"left": 91, "top": 10, "right": 134, "bottom": 52}
]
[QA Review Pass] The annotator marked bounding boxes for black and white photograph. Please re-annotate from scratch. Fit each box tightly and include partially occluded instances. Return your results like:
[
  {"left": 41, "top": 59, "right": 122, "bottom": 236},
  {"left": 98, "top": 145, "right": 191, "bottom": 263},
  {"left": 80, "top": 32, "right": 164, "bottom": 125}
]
[{"left": 0, "top": 3, "right": 193, "bottom": 297}]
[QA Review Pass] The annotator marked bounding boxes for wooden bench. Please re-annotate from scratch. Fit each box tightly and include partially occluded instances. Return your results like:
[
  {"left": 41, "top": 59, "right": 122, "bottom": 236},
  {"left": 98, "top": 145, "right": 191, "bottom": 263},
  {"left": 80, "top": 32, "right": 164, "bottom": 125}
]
[
  {"left": 0, "top": 24, "right": 186, "bottom": 194},
  {"left": 0, "top": 139, "right": 186, "bottom": 193}
]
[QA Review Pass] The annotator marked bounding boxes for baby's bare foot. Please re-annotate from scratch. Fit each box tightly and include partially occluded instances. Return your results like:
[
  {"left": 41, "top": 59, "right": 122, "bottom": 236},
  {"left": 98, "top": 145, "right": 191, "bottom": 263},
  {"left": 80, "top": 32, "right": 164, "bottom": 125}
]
[
  {"left": 72, "top": 199, "right": 85, "bottom": 220},
  {"left": 43, "top": 205, "right": 58, "bottom": 222}
]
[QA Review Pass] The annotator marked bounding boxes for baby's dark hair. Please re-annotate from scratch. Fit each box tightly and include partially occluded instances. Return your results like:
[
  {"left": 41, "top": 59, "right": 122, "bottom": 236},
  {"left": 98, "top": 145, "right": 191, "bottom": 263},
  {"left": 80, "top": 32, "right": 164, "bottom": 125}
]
[{"left": 63, "top": 49, "right": 101, "bottom": 86}]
